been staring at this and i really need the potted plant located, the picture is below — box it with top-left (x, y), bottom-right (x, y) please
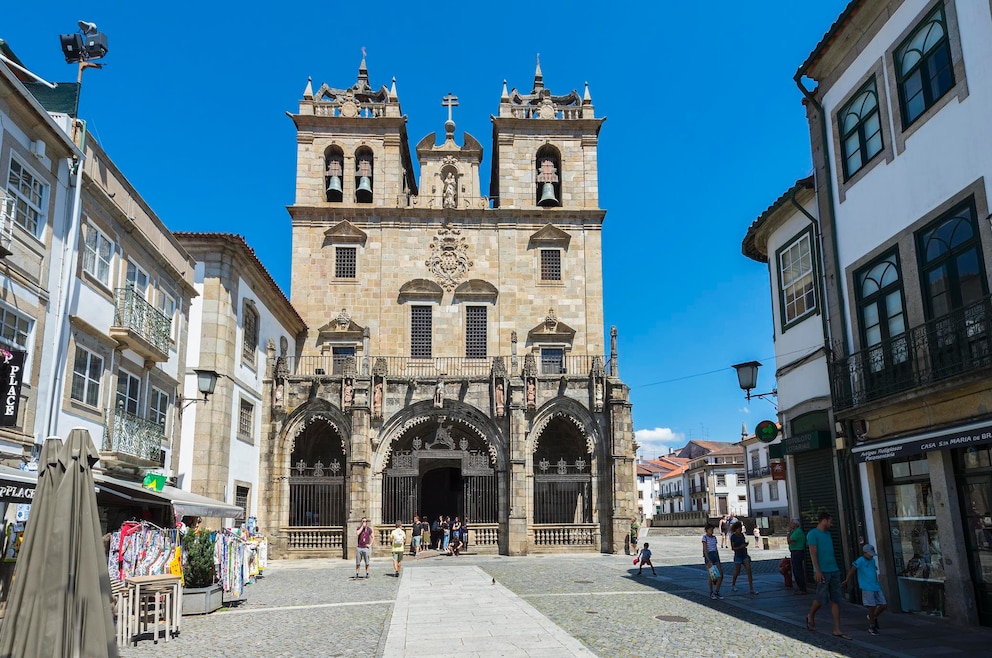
top-left (181, 528), bottom-right (223, 615)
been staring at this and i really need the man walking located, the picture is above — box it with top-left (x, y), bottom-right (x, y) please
top-left (355, 517), bottom-right (374, 579)
top-left (806, 511), bottom-right (850, 640)
top-left (390, 520), bottom-right (407, 577)
top-left (411, 515), bottom-right (422, 556)
top-left (787, 518), bottom-right (808, 594)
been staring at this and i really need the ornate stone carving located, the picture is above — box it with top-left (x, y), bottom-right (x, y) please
top-left (336, 308), bottom-right (351, 329)
top-left (544, 308), bottom-right (558, 331)
top-left (491, 356), bottom-right (507, 378)
top-left (425, 227), bottom-right (473, 290)
top-left (522, 353), bottom-right (537, 378)
top-left (373, 357), bottom-right (388, 377)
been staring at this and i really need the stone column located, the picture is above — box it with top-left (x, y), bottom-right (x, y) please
top-left (346, 382), bottom-right (371, 560)
top-left (507, 378), bottom-right (529, 556)
top-left (257, 340), bottom-right (278, 541)
top-left (928, 450), bottom-right (979, 625)
top-left (608, 380), bottom-right (635, 554)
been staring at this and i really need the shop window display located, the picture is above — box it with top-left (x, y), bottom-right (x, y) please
top-left (885, 456), bottom-right (944, 617)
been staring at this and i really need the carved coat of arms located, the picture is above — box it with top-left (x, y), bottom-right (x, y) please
top-left (426, 227), bottom-right (473, 290)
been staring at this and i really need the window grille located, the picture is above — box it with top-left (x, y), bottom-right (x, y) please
top-left (411, 305), bottom-right (432, 359)
top-left (335, 246), bottom-right (357, 278)
top-left (465, 306), bottom-right (487, 359)
top-left (540, 348), bottom-right (564, 374)
top-left (540, 249), bottom-right (561, 281)
top-left (235, 486), bottom-right (250, 518)
top-left (242, 302), bottom-right (259, 365)
top-left (238, 399), bottom-right (254, 438)
top-left (332, 346), bottom-right (355, 374)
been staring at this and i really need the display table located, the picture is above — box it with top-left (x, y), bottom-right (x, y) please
top-left (126, 574), bottom-right (182, 645)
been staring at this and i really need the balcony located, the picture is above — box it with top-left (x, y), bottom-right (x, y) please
top-left (282, 354), bottom-right (615, 379)
top-left (102, 406), bottom-right (166, 468)
top-left (748, 466), bottom-right (771, 479)
top-left (831, 295), bottom-right (992, 411)
top-left (109, 288), bottom-right (171, 363)
top-left (689, 483), bottom-right (707, 494)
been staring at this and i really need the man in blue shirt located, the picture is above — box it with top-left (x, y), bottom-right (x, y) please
top-left (805, 511), bottom-right (850, 639)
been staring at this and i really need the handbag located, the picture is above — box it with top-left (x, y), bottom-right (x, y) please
top-left (708, 565), bottom-right (721, 582)
top-left (633, 558), bottom-right (639, 565)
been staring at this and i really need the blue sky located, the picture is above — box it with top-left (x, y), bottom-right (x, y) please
top-left (3, 1), bottom-right (848, 458)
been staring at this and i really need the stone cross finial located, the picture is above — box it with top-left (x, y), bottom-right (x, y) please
top-left (442, 93), bottom-right (459, 123)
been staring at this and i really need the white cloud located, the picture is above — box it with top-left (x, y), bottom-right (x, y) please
top-left (635, 427), bottom-right (685, 460)
top-left (738, 407), bottom-right (751, 414)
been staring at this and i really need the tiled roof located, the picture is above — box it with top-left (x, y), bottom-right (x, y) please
top-left (795, 0), bottom-right (864, 80)
top-left (742, 177), bottom-right (814, 263)
top-left (174, 233), bottom-right (305, 330)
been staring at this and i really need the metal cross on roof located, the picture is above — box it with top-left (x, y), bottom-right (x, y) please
top-left (442, 92), bottom-right (459, 122)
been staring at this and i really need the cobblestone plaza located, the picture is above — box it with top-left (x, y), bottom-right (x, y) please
top-left (118, 535), bottom-right (992, 657)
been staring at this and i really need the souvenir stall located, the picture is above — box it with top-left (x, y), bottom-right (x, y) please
top-left (215, 520), bottom-right (268, 601)
top-left (0, 465), bottom-right (36, 612)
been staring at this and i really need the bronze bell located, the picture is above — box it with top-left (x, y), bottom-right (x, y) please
top-left (326, 175), bottom-right (343, 199)
top-left (355, 176), bottom-right (373, 203)
top-left (538, 182), bottom-right (559, 207)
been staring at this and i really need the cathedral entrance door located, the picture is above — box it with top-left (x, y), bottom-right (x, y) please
top-left (420, 462), bottom-right (463, 529)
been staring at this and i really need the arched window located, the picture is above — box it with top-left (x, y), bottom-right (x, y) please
top-left (355, 147), bottom-right (374, 204)
top-left (324, 146), bottom-right (344, 202)
top-left (535, 145), bottom-right (561, 207)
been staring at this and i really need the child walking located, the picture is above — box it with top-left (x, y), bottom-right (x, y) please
top-left (637, 542), bottom-right (656, 576)
top-left (730, 521), bottom-right (758, 594)
top-left (702, 523), bottom-right (725, 599)
top-left (843, 544), bottom-right (887, 635)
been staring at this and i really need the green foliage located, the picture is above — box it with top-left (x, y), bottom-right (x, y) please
top-left (182, 529), bottom-right (216, 588)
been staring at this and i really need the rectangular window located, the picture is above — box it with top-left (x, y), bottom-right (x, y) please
top-left (70, 346), bottom-right (103, 407)
top-left (540, 348), bottom-right (565, 374)
top-left (840, 79), bottom-right (883, 179)
top-left (149, 387), bottom-right (169, 427)
top-left (465, 306), bottom-right (487, 359)
top-left (768, 482), bottom-right (780, 501)
top-left (331, 346), bottom-right (355, 375)
top-left (716, 474), bottom-right (726, 486)
top-left (896, 3), bottom-right (954, 128)
top-left (750, 451), bottom-right (760, 470)
top-left (238, 399), bottom-right (254, 438)
top-left (779, 230), bottom-right (816, 325)
top-left (125, 261), bottom-right (149, 297)
top-left (235, 486), bottom-right (250, 518)
top-left (116, 370), bottom-right (141, 416)
top-left (6, 157), bottom-right (46, 236)
top-left (0, 306), bottom-right (32, 350)
top-left (242, 302), bottom-right (259, 366)
top-left (157, 291), bottom-right (177, 339)
top-left (335, 246), bottom-right (357, 278)
top-left (411, 305), bottom-right (432, 359)
top-left (540, 249), bottom-right (561, 281)
top-left (83, 224), bottom-right (113, 286)
top-left (752, 484), bottom-right (764, 503)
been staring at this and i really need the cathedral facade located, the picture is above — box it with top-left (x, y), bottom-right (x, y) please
top-left (256, 58), bottom-right (635, 557)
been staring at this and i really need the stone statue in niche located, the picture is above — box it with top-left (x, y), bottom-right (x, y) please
top-left (373, 381), bottom-right (383, 418)
top-left (595, 381), bottom-right (603, 405)
top-left (494, 381), bottom-right (505, 416)
top-left (275, 381), bottom-right (284, 405)
top-left (343, 378), bottom-right (354, 407)
top-left (434, 378), bottom-right (445, 408)
top-left (443, 172), bottom-right (456, 209)
top-left (526, 378), bottom-right (536, 408)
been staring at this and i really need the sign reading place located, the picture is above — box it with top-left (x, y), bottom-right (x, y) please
top-left (1, 349), bottom-right (27, 428)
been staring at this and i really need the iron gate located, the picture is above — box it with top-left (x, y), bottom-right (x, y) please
top-left (463, 474), bottom-right (497, 523)
top-left (383, 475), bottom-right (417, 524)
top-left (534, 457), bottom-right (592, 523)
top-left (289, 459), bottom-right (345, 527)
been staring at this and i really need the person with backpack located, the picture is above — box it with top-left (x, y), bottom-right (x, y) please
top-left (390, 520), bottom-right (406, 577)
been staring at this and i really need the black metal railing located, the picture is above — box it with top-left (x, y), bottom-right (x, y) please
top-left (748, 466), bottom-right (771, 479)
top-left (689, 482), bottom-right (706, 494)
top-left (831, 295), bottom-right (992, 410)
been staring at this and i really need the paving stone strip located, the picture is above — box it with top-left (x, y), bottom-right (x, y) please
top-left (383, 565), bottom-right (595, 657)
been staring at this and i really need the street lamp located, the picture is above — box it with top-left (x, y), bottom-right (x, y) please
top-left (731, 360), bottom-right (777, 403)
top-left (181, 369), bottom-right (222, 409)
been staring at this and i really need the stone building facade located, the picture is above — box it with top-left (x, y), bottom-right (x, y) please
top-left (257, 58), bottom-right (635, 557)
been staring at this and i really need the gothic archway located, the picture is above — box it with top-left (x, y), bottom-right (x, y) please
top-left (532, 415), bottom-right (592, 523)
top-left (288, 417), bottom-right (347, 528)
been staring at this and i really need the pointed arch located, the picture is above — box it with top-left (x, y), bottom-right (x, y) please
top-left (529, 396), bottom-right (601, 457)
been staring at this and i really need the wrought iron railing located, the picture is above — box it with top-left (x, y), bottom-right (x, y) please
top-left (532, 523), bottom-right (598, 547)
top-left (689, 483), bottom-right (707, 494)
top-left (103, 407), bottom-right (165, 462)
top-left (281, 354), bottom-right (613, 379)
top-left (748, 466), bottom-right (771, 479)
top-left (831, 295), bottom-right (992, 410)
top-left (286, 527), bottom-right (343, 551)
top-left (113, 287), bottom-right (171, 354)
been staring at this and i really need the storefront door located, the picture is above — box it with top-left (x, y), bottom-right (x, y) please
top-left (959, 475), bottom-right (992, 626)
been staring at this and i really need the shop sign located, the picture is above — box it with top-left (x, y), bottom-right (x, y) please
top-left (0, 484), bottom-right (34, 503)
top-left (1, 349), bottom-right (27, 428)
top-left (853, 422), bottom-right (992, 463)
top-left (755, 420), bottom-right (778, 443)
top-left (782, 430), bottom-right (832, 455)
top-left (770, 461), bottom-right (786, 480)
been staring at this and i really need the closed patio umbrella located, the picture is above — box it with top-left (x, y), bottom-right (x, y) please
top-left (0, 429), bottom-right (117, 657)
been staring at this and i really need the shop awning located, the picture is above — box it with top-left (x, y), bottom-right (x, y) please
top-left (0, 465), bottom-right (36, 503)
top-left (93, 474), bottom-right (244, 519)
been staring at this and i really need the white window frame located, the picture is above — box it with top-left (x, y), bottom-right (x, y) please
top-left (752, 483), bottom-right (764, 503)
top-left (82, 222), bottom-right (114, 287)
top-left (116, 369), bottom-right (142, 416)
top-left (6, 155), bottom-right (47, 238)
top-left (149, 386), bottom-right (169, 428)
top-left (157, 290), bottom-right (177, 340)
top-left (778, 229), bottom-right (816, 326)
top-left (0, 305), bottom-right (32, 351)
top-left (70, 345), bottom-right (103, 408)
top-left (238, 398), bottom-right (254, 439)
top-left (125, 261), bottom-right (150, 298)
top-left (768, 482), bottom-right (780, 501)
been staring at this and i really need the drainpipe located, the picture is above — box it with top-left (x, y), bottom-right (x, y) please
top-left (793, 74), bottom-right (865, 570)
top-left (44, 120), bottom-right (87, 439)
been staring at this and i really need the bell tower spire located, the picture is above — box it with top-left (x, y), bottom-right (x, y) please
top-left (532, 53), bottom-right (544, 94)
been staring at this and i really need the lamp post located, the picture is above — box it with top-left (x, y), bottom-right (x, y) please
top-left (60, 20), bottom-right (109, 84)
top-left (731, 360), bottom-right (777, 403)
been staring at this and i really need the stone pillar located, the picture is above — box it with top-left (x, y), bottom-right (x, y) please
top-left (608, 379), bottom-right (635, 554)
top-left (257, 340), bottom-right (278, 541)
top-left (928, 450), bottom-right (979, 625)
top-left (507, 378), bottom-right (529, 556)
top-left (346, 382), bottom-right (371, 560)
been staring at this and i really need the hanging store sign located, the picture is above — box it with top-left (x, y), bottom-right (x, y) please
top-left (770, 461), bottom-right (786, 480)
top-left (1, 349), bottom-right (27, 428)
top-left (755, 420), bottom-right (779, 443)
top-left (782, 430), bottom-right (832, 455)
top-left (852, 421), bottom-right (992, 463)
